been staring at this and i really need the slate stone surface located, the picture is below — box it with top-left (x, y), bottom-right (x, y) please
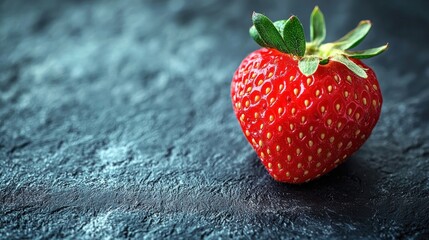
top-left (1, 0), bottom-right (429, 239)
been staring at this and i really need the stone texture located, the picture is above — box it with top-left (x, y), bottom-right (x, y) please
top-left (1, 0), bottom-right (428, 239)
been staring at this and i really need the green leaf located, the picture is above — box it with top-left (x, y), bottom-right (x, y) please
top-left (252, 12), bottom-right (289, 53)
top-left (310, 6), bottom-right (326, 46)
top-left (331, 54), bottom-right (367, 78)
top-left (298, 55), bottom-right (320, 76)
top-left (249, 25), bottom-right (268, 47)
top-left (273, 20), bottom-right (288, 38)
top-left (283, 16), bottom-right (306, 56)
top-left (250, 20), bottom-right (289, 47)
top-left (333, 20), bottom-right (372, 50)
top-left (345, 44), bottom-right (389, 59)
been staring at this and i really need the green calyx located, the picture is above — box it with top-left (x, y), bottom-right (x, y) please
top-left (249, 7), bottom-right (388, 78)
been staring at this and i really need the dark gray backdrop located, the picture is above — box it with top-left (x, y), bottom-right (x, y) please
top-left (1, 0), bottom-right (428, 239)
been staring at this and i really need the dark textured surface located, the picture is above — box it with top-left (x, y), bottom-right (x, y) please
top-left (1, 0), bottom-right (429, 239)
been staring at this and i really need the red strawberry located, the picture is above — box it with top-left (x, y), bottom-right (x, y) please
top-left (231, 7), bottom-right (388, 183)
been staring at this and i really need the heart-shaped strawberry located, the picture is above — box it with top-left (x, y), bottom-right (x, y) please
top-left (231, 7), bottom-right (388, 183)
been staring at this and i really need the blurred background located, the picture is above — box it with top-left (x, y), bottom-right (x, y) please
top-left (1, 0), bottom-right (428, 239)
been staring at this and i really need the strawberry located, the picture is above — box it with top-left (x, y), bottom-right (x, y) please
top-left (231, 7), bottom-right (388, 183)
